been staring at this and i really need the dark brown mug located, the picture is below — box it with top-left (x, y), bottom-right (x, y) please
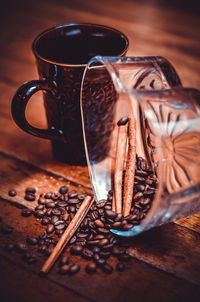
top-left (11, 23), bottom-right (129, 165)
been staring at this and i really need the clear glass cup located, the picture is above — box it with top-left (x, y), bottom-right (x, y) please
top-left (80, 56), bottom-right (200, 237)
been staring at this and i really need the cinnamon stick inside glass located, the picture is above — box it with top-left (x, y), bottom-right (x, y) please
top-left (40, 195), bottom-right (94, 275)
top-left (114, 122), bottom-right (128, 214)
top-left (123, 117), bottom-right (136, 217)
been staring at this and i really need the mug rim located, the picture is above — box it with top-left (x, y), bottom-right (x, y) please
top-left (32, 23), bottom-right (129, 67)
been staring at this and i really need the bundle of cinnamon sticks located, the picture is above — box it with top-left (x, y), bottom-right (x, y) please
top-left (113, 116), bottom-right (136, 217)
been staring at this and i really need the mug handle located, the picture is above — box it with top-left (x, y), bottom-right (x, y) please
top-left (11, 80), bottom-right (64, 141)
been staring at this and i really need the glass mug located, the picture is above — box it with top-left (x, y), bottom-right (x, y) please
top-left (81, 55), bottom-right (200, 237)
top-left (11, 23), bottom-right (129, 165)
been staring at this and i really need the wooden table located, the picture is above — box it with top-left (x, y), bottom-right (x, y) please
top-left (0, 0), bottom-right (200, 301)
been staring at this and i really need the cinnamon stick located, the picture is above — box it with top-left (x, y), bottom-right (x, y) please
top-left (123, 117), bottom-right (136, 217)
top-left (40, 195), bottom-right (94, 275)
top-left (114, 118), bottom-right (128, 214)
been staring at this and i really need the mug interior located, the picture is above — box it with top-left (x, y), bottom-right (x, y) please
top-left (33, 23), bottom-right (129, 65)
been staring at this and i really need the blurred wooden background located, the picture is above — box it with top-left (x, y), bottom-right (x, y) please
top-left (0, 0), bottom-right (200, 301)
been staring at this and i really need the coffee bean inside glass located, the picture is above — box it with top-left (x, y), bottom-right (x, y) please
top-left (11, 23), bottom-right (129, 165)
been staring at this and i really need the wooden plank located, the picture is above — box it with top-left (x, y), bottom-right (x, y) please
top-left (175, 215), bottom-right (200, 233)
top-left (0, 257), bottom-right (89, 302)
top-left (0, 151), bottom-right (92, 210)
top-left (127, 222), bottom-right (200, 286)
top-left (1, 200), bottom-right (200, 302)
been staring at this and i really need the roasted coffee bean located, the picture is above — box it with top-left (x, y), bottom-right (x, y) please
top-left (112, 246), bottom-right (126, 256)
top-left (54, 223), bottom-right (65, 230)
top-left (51, 193), bottom-right (59, 201)
top-left (104, 205), bottom-right (112, 210)
top-left (111, 221), bottom-right (122, 229)
top-left (25, 193), bottom-right (35, 201)
top-left (8, 189), bottom-right (17, 197)
top-left (144, 190), bottom-right (155, 196)
top-left (102, 263), bottom-right (113, 274)
top-left (5, 243), bottom-right (15, 251)
top-left (45, 246), bottom-right (54, 256)
top-left (110, 237), bottom-right (117, 245)
top-left (102, 244), bottom-right (113, 251)
top-left (26, 237), bottom-right (38, 245)
top-left (62, 211), bottom-right (69, 221)
top-left (98, 238), bottom-right (109, 246)
top-left (94, 219), bottom-right (104, 227)
top-left (1, 224), bottom-right (13, 234)
top-left (68, 190), bottom-right (78, 198)
top-left (96, 258), bottom-right (106, 267)
top-left (52, 209), bottom-right (61, 216)
top-left (117, 116), bottom-right (128, 126)
top-left (38, 197), bottom-right (46, 205)
top-left (87, 240), bottom-right (100, 245)
top-left (45, 192), bottom-right (52, 199)
top-left (134, 176), bottom-right (145, 182)
top-left (90, 210), bottom-right (99, 221)
top-left (51, 216), bottom-right (59, 224)
top-left (34, 210), bottom-right (45, 218)
top-left (82, 248), bottom-right (94, 259)
top-left (133, 192), bottom-right (143, 201)
top-left (59, 186), bottom-right (68, 195)
top-left (21, 208), bottom-right (32, 217)
top-left (93, 253), bottom-right (100, 262)
top-left (76, 237), bottom-right (87, 246)
top-left (71, 245), bottom-right (83, 255)
top-left (25, 187), bottom-right (36, 194)
top-left (69, 263), bottom-right (80, 274)
top-left (142, 197), bottom-right (151, 205)
top-left (116, 262), bottom-right (125, 272)
top-left (92, 246), bottom-right (101, 253)
top-left (69, 206), bottom-right (76, 213)
top-left (97, 228), bottom-right (110, 234)
top-left (105, 210), bottom-right (117, 219)
top-left (69, 235), bottom-right (77, 245)
top-left (59, 255), bottom-right (70, 266)
top-left (38, 245), bottom-right (47, 253)
top-left (15, 243), bottom-right (28, 253)
top-left (124, 214), bottom-right (137, 222)
top-left (45, 202), bottom-right (56, 208)
top-left (135, 169), bottom-right (148, 177)
top-left (57, 201), bottom-right (68, 207)
top-left (114, 213), bottom-right (123, 222)
top-left (77, 232), bottom-right (88, 238)
top-left (38, 239), bottom-right (45, 246)
top-left (94, 234), bottom-right (105, 240)
top-left (118, 253), bottom-right (131, 262)
top-left (45, 208), bottom-right (52, 217)
top-left (68, 198), bottom-right (79, 205)
top-left (122, 223), bottom-right (134, 231)
top-left (35, 204), bottom-right (45, 211)
top-left (78, 194), bottom-right (87, 200)
top-left (46, 224), bottom-right (54, 234)
top-left (99, 251), bottom-right (111, 259)
top-left (87, 233), bottom-right (93, 241)
top-left (136, 184), bottom-right (145, 192)
top-left (96, 199), bottom-right (107, 208)
top-left (86, 262), bottom-right (96, 273)
top-left (59, 265), bottom-right (70, 274)
top-left (54, 220), bottom-right (65, 226)
top-left (55, 229), bottom-right (64, 236)
top-left (38, 231), bottom-right (47, 240)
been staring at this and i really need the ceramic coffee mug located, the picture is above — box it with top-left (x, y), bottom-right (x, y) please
top-left (11, 23), bottom-right (129, 165)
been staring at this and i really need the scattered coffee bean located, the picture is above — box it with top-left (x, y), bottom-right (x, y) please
top-left (25, 187), bottom-right (36, 194)
top-left (21, 208), bottom-right (32, 217)
top-left (34, 210), bottom-right (45, 218)
top-left (46, 224), bottom-right (54, 234)
top-left (59, 265), bottom-right (70, 274)
top-left (118, 253), bottom-right (131, 262)
top-left (71, 245), bottom-right (83, 255)
top-left (26, 237), bottom-right (38, 245)
top-left (59, 255), bottom-right (70, 266)
top-left (25, 193), bottom-right (35, 201)
top-left (82, 248), bottom-right (94, 259)
top-left (116, 262), bottom-right (125, 272)
top-left (117, 116), bottom-right (129, 126)
top-left (45, 202), bottom-right (56, 208)
top-left (86, 262), bottom-right (96, 273)
top-left (69, 263), bottom-right (80, 274)
top-left (59, 186), bottom-right (68, 195)
top-left (102, 263), bottom-right (113, 274)
top-left (15, 243), bottom-right (28, 253)
top-left (8, 189), bottom-right (17, 197)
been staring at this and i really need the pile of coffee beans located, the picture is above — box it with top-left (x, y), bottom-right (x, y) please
top-left (4, 156), bottom-right (157, 275)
